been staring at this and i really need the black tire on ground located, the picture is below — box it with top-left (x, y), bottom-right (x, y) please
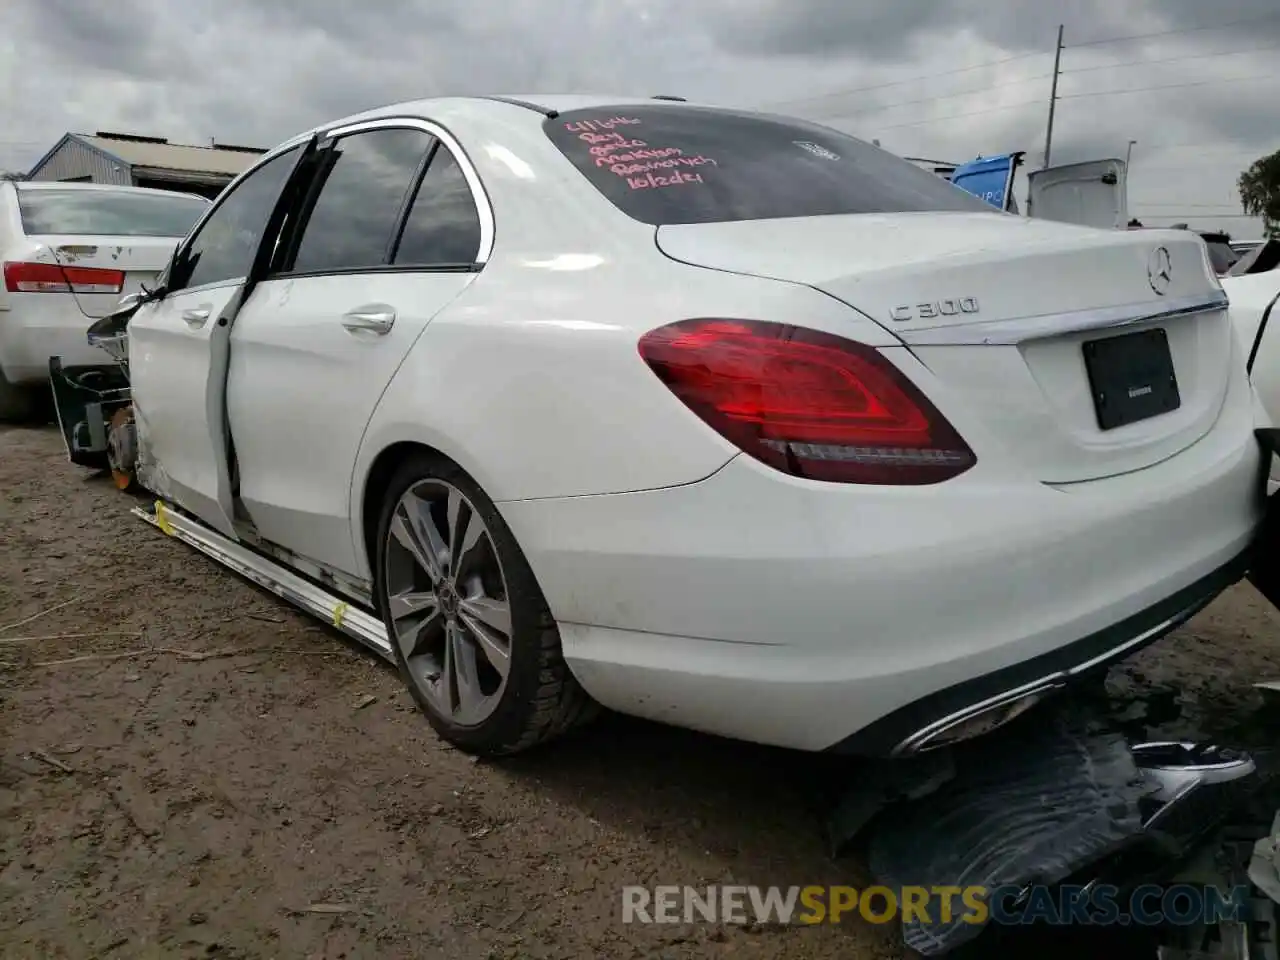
top-left (373, 451), bottom-right (598, 755)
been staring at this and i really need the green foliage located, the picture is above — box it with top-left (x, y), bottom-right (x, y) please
top-left (1239, 149), bottom-right (1280, 237)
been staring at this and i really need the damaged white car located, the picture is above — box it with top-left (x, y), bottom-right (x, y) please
top-left (49, 95), bottom-right (1278, 758)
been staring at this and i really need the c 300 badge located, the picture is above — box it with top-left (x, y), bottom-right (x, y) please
top-left (890, 297), bottom-right (980, 322)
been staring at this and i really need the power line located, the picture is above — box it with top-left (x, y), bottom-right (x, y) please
top-left (868, 99), bottom-right (1046, 132)
top-left (858, 68), bottom-right (1276, 132)
top-left (1135, 138), bottom-right (1278, 152)
top-left (1136, 165), bottom-right (1264, 174)
top-left (760, 49), bottom-right (1051, 109)
top-left (1061, 41), bottom-right (1280, 74)
top-left (1067, 12), bottom-right (1280, 49)
top-left (820, 54), bottom-right (1279, 122)
top-left (765, 13), bottom-right (1280, 113)
top-left (822, 72), bottom-right (1055, 118)
top-left (1057, 70), bottom-right (1280, 100)
top-left (1135, 157), bottom-right (1265, 170)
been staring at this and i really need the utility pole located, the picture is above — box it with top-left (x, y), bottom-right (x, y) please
top-left (1043, 24), bottom-right (1064, 168)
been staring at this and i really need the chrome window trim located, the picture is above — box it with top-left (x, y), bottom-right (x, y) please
top-left (323, 115), bottom-right (495, 266)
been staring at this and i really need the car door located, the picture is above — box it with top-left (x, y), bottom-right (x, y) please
top-left (226, 118), bottom-right (489, 575)
top-left (129, 144), bottom-right (309, 537)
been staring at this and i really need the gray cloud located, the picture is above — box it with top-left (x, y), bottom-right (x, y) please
top-left (696, 0), bottom-right (1280, 61)
top-left (2, 0), bottom-right (1275, 237)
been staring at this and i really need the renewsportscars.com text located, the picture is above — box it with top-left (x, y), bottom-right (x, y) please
top-left (621, 883), bottom-right (1252, 927)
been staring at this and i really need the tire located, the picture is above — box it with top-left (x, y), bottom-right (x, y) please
top-left (0, 369), bottom-right (37, 423)
top-left (373, 451), bottom-right (597, 755)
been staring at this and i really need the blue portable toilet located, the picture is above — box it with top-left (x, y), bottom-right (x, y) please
top-left (948, 152), bottom-right (1024, 212)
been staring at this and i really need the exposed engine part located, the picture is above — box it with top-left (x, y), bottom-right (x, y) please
top-left (70, 401), bottom-right (109, 456)
top-left (107, 405), bottom-right (137, 491)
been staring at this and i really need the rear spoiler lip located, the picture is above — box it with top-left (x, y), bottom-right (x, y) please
top-left (896, 290), bottom-right (1229, 347)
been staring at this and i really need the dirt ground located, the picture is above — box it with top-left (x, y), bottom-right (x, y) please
top-left (4, 424), bottom-right (1280, 960)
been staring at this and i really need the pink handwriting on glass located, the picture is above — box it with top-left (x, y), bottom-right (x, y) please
top-left (579, 131), bottom-right (649, 160)
top-left (563, 117), bottom-right (643, 133)
top-left (626, 170), bottom-right (707, 189)
top-left (567, 117), bottom-right (719, 190)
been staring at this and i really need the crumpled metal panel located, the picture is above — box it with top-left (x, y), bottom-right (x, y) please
top-left (867, 711), bottom-right (1151, 956)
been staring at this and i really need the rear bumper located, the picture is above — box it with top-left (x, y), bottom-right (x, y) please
top-left (831, 544), bottom-right (1252, 755)
top-left (0, 297), bottom-right (102, 384)
top-left (499, 365), bottom-right (1264, 753)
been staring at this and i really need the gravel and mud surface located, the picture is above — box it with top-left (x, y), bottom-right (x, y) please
top-left (4, 423), bottom-right (1280, 959)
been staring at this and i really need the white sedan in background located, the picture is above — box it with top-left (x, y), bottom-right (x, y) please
top-left (0, 181), bottom-right (209, 420)
top-left (54, 95), bottom-right (1270, 758)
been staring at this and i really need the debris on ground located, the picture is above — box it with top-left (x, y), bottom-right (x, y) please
top-left (28, 748), bottom-right (73, 774)
top-left (861, 709), bottom-right (1152, 955)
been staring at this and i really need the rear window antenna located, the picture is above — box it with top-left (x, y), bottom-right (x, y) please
top-left (651, 95), bottom-right (687, 102)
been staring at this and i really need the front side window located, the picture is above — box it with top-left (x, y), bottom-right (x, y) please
top-left (17, 189), bottom-right (209, 237)
top-left (179, 145), bottom-right (302, 290)
top-left (392, 145), bottom-right (483, 265)
top-left (289, 128), bottom-right (434, 274)
top-left (544, 105), bottom-right (993, 226)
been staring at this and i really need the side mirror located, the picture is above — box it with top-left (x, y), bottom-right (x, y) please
top-left (87, 292), bottom-right (151, 350)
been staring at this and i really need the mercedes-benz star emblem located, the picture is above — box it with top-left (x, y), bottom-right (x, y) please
top-left (1147, 246), bottom-right (1173, 296)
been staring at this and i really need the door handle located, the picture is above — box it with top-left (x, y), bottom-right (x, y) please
top-left (341, 306), bottom-right (396, 335)
top-left (181, 305), bottom-right (211, 328)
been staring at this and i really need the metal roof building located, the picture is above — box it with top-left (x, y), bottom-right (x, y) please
top-left (27, 132), bottom-right (266, 200)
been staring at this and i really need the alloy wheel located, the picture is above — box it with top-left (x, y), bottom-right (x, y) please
top-left (383, 479), bottom-right (513, 726)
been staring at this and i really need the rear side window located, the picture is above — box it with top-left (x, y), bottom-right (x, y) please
top-left (289, 128), bottom-right (434, 274)
top-left (17, 189), bottom-right (209, 237)
top-left (544, 105), bottom-right (992, 226)
top-left (392, 146), bottom-right (483, 265)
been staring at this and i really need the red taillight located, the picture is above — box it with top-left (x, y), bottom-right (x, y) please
top-left (637, 318), bottom-right (976, 485)
top-left (3, 261), bottom-right (124, 295)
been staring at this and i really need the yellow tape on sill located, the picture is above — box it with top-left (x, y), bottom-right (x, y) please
top-left (154, 500), bottom-right (175, 536)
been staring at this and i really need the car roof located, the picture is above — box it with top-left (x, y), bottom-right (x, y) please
top-left (297, 94), bottom-right (720, 141)
top-left (253, 94), bottom-right (772, 164)
top-left (13, 181), bottom-right (210, 203)
top-left (355, 93), bottom-right (696, 120)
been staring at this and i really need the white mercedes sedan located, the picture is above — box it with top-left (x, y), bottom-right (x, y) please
top-left (51, 95), bottom-right (1270, 758)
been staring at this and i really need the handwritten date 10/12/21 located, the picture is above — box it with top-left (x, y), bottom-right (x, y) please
top-left (565, 116), bottom-right (718, 191)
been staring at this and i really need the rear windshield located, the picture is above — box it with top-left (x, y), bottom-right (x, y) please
top-left (1203, 240), bottom-right (1239, 275)
top-left (544, 104), bottom-right (993, 226)
top-left (17, 188), bottom-right (210, 237)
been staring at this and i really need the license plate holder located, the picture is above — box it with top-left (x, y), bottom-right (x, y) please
top-left (1082, 327), bottom-right (1180, 431)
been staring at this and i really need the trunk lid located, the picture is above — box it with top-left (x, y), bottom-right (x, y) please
top-left (35, 235), bottom-right (179, 318)
top-left (655, 212), bottom-right (1231, 484)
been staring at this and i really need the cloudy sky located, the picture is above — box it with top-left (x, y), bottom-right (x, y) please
top-left (3, 0), bottom-right (1277, 238)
